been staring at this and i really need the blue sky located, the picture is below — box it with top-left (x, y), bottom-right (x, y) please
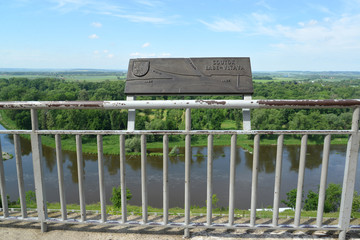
top-left (1, 0), bottom-right (360, 71)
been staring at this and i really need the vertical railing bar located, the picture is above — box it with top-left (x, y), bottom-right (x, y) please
top-left (316, 134), bottom-right (331, 227)
top-left (339, 107), bottom-right (360, 240)
top-left (14, 134), bottom-right (27, 218)
top-left (76, 134), bottom-right (86, 222)
top-left (250, 134), bottom-right (260, 227)
top-left (30, 109), bottom-right (47, 232)
top-left (126, 96), bottom-right (136, 131)
top-left (272, 134), bottom-right (284, 227)
top-left (97, 135), bottom-right (106, 223)
top-left (184, 108), bottom-right (191, 238)
top-left (0, 137), bottom-right (9, 217)
top-left (55, 134), bottom-right (67, 221)
top-left (141, 134), bottom-right (148, 223)
top-left (120, 135), bottom-right (127, 223)
top-left (228, 134), bottom-right (237, 226)
top-left (294, 134), bottom-right (308, 227)
top-left (206, 134), bottom-right (213, 226)
top-left (163, 134), bottom-right (169, 225)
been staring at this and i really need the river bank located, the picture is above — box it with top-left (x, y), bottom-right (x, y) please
top-left (6, 201), bottom-right (358, 219)
top-left (0, 110), bottom-right (349, 156)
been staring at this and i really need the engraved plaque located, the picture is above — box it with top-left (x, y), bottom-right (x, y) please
top-left (125, 57), bottom-right (253, 95)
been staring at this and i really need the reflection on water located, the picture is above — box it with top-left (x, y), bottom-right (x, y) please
top-left (1, 126), bottom-right (359, 209)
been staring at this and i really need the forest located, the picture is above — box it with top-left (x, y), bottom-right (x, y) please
top-left (0, 77), bottom-right (360, 150)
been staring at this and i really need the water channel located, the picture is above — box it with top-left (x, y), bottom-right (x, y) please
top-left (1, 124), bottom-right (360, 210)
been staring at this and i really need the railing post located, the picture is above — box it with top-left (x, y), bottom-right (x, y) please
top-left (0, 137), bottom-right (9, 218)
top-left (316, 134), bottom-right (331, 227)
top-left (242, 94), bottom-right (252, 131)
top-left (206, 134), bottom-right (213, 226)
top-left (141, 134), bottom-right (148, 223)
top-left (120, 135), bottom-right (127, 223)
top-left (228, 134), bottom-right (237, 226)
top-left (127, 96), bottom-right (136, 131)
top-left (250, 134), bottom-right (260, 227)
top-left (76, 135), bottom-right (86, 222)
top-left (163, 134), bottom-right (169, 225)
top-left (184, 108), bottom-right (191, 238)
top-left (339, 107), bottom-right (360, 240)
top-left (272, 134), bottom-right (284, 227)
top-left (14, 134), bottom-right (27, 218)
top-left (97, 135), bottom-right (106, 223)
top-left (55, 134), bottom-right (67, 221)
top-left (294, 134), bottom-right (307, 227)
top-left (30, 109), bottom-right (48, 232)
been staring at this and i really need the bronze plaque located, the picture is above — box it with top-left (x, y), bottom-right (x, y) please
top-left (125, 57), bottom-right (253, 95)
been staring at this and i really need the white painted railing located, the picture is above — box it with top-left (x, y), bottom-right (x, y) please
top-left (0, 99), bottom-right (359, 239)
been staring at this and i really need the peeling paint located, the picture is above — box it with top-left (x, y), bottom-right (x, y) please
top-left (195, 100), bottom-right (227, 105)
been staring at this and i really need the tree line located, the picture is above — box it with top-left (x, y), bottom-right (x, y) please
top-left (0, 78), bottom-right (360, 138)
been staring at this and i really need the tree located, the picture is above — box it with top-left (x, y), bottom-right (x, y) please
top-left (304, 190), bottom-right (318, 211)
top-left (324, 183), bottom-right (342, 212)
top-left (282, 183), bottom-right (344, 213)
top-left (352, 192), bottom-right (360, 212)
top-left (281, 189), bottom-right (300, 209)
top-left (25, 190), bottom-right (36, 205)
top-left (110, 186), bottom-right (132, 209)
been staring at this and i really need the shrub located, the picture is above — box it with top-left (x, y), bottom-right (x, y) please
top-left (304, 190), bottom-right (318, 211)
top-left (110, 186), bottom-right (132, 209)
top-left (281, 189), bottom-right (300, 209)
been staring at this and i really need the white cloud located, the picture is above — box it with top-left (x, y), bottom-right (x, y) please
top-left (308, 3), bottom-right (333, 14)
top-left (130, 52), bottom-right (170, 58)
top-left (135, 0), bottom-right (161, 7)
top-left (130, 52), bottom-right (141, 57)
top-left (107, 54), bottom-right (114, 58)
top-left (51, 0), bottom-right (173, 24)
top-left (103, 50), bottom-right (109, 53)
top-left (88, 33), bottom-right (99, 39)
top-left (160, 53), bottom-right (171, 57)
top-left (199, 18), bottom-right (244, 32)
top-left (252, 13), bottom-right (273, 24)
top-left (107, 13), bottom-right (167, 24)
top-left (93, 50), bottom-right (99, 54)
top-left (91, 22), bottom-right (102, 28)
top-left (255, 0), bottom-right (274, 10)
top-left (142, 42), bottom-right (150, 48)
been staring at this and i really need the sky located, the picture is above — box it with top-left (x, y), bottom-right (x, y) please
top-left (1, 0), bottom-right (360, 71)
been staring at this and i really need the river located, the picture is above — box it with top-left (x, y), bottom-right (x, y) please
top-left (1, 124), bottom-right (360, 209)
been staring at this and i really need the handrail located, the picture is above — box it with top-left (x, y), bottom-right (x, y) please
top-left (1, 99), bottom-right (360, 109)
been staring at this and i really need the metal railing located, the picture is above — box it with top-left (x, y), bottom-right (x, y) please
top-left (0, 99), bottom-right (359, 239)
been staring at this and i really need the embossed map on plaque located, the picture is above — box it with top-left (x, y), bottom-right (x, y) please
top-left (125, 57), bottom-right (253, 95)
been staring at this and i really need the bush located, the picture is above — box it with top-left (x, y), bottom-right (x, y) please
top-left (110, 186), bottom-right (132, 209)
top-left (25, 190), bottom-right (36, 205)
top-left (304, 190), bottom-right (318, 211)
top-left (281, 189), bottom-right (300, 209)
top-left (352, 192), bottom-right (360, 212)
top-left (282, 183), bottom-right (346, 213)
top-left (324, 183), bottom-right (341, 212)
top-left (125, 136), bottom-right (141, 153)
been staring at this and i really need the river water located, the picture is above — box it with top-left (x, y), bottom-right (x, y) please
top-left (1, 124), bottom-right (360, 209)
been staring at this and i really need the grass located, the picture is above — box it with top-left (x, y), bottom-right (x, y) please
top-left (0, 111), bottom-right (349, 156)
top-left (7, 201), bottom-right (360, 219)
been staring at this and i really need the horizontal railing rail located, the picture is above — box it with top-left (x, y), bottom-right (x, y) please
top-left (0, 99), bottom-right (359, 240)
top-left (1, 99), bottom-right (360, 109)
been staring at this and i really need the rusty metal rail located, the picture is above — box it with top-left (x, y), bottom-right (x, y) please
top-left (0, 99), bottom-right (360, 109)
top-left (0, 99), bottom-right (359, 240)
